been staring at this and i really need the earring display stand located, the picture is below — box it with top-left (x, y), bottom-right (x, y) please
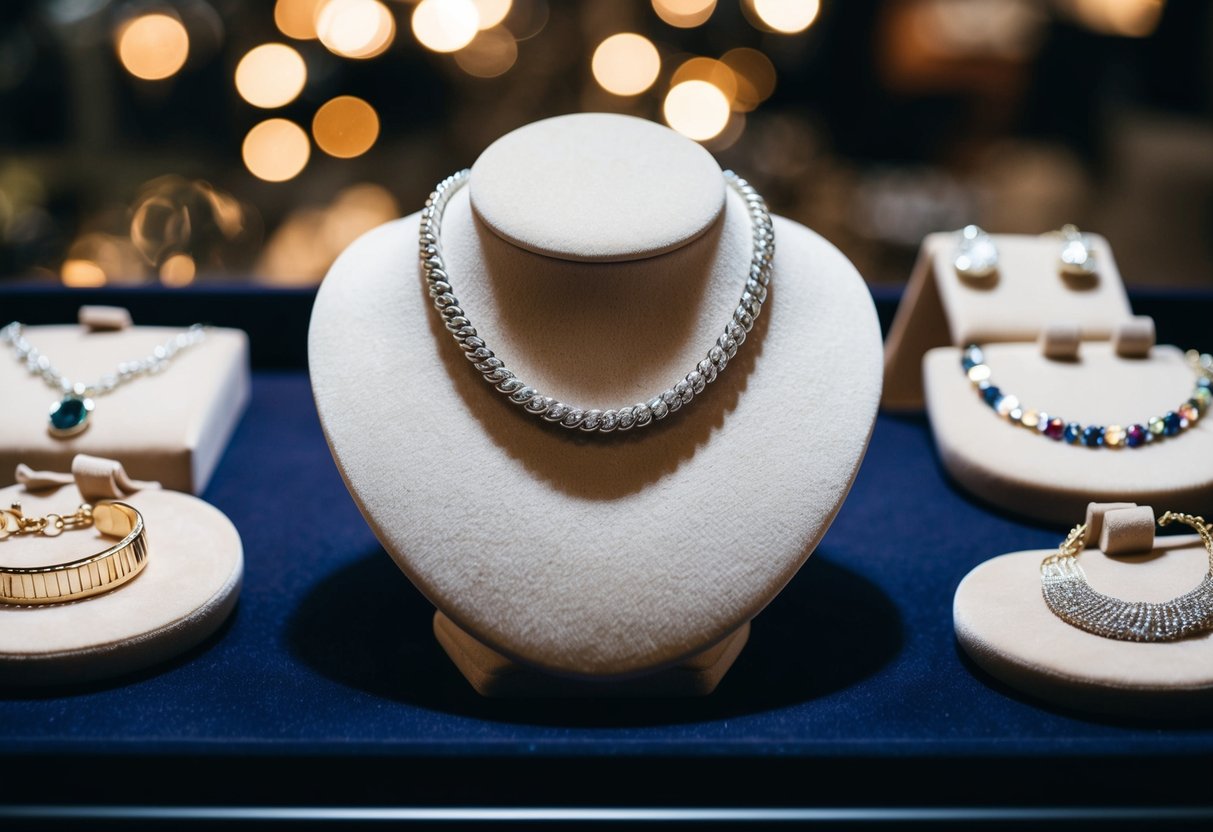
top-left (955, 503), bottom-right (1213, 717)
top-left (884, 231), bottom-right (1210, 524)
top-left (309, 113), bottom-right (883, 695)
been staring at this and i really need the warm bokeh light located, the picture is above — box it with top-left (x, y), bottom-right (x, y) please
top-left (317, 0), bottom-right (397, 59)
top-left (243, 119), bottom-right (311, 182)
top-left (274, 0), bottom-right (324, 40)
top-left (721, 47), bottom-right (776, 111)
top-left (671, 57), bottom-right (738, 105)
top-left (663, 79), bottom-right (730, 141)
top-left (1067, 0), bottom-right (1165, 37)
top-left (159, 253), bottom-right (197, 287)
top-left (750, 0), bottom-right (820, 34)
top-left (591, 33), bottom-right (661, 96)
top-left (411, 0), bottom-right (480, 53)
top-left (472, 0), bottom-right (512, 30)
top-left (453, 27), bottom-right (518, 77)
top-left (235, 44), bottom-right (307, 109)
top-left (312, 96), bottom-right (380, 158)
top-left (652, 0), bottom-right (716, 28)
top-left (61, 259), bottom-right (107, 288)
top-left (116, 13), bottom-right (190, 81)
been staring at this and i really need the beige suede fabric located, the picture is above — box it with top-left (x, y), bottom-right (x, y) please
top-left (0, 325), bottom-right (250, 494)
top-left (954, 538), bottom-right (1213, 716)
top-left (0, 482), bottom-right (243, 686)
top-left (923, 342), bottom-right (1213, 525)
top-left (309, 117), bottom-right (883, 678)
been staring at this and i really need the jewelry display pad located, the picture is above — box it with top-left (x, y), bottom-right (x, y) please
top-left (954, 536), bottom-right (1213, 717)
top-left (883, 231), bottom-right (1134, 409)
top-left (310, 113), bottom-right (883, 688)
top-left (0, 324), bottom-right (250, 494)
top-left (923, 342), bottom-right (1213, 524)
top-left (0, 482), bottom-right (243, 687)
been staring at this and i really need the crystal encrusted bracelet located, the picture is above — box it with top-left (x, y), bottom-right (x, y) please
top-left (961, 344), bottom-right (1212, 448)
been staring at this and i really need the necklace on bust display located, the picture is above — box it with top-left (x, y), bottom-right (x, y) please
top-left (0, 322), bottom-right (208, 438)
top-left (1042, 511), bottom-right (1213, 642)
top-left (960, 344), bottom-right (1212, 448)
top-left (418, 168), bottom-right (774, 433)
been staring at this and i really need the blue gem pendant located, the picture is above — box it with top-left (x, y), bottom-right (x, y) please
top-left (48, 395), bottom-right (94, 438)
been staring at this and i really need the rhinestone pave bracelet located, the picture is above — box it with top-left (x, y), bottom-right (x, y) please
top-left (961, 344), bottom-right (1212, 448)
top-left (418, 169), bottom-right (774, 434)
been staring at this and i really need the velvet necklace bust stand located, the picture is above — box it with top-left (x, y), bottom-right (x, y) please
top-left (308, 114), bottom-right (883, 695)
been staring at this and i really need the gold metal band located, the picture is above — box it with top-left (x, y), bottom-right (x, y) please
top-left (0, 502), bottom-right (148, 605)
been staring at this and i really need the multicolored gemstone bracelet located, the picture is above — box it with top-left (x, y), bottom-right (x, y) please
top-left (961, 344), bottom-right (1212, 448)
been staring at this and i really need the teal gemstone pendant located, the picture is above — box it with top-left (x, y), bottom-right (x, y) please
top-left (48, 395), bottom-right (94, 438)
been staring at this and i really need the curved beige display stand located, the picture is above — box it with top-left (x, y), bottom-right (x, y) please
top-left (309, 113), bottom-right (883, 686)
top-left (0, 483), bottom-right (243, 686)
top-left (924, 341), bottom-right (1213, 525)
top-left (955, 533), bottom-right (1213, 716)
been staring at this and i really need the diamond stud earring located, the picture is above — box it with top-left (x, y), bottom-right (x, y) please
top-left (1056, 224), bottom-right (1097, 277)
top-left (953, 225), bottom-right (998, 279)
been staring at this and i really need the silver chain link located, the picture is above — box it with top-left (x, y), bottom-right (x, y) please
top-left (419, 168), bottom-right (774, 434)
top-left (0, 322), bottom-right (208, 399)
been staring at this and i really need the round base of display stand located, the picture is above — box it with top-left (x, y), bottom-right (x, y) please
top-left (434, 612), bottom-right (750, 697)
top-left (954, 539), bottom-right (1213, 718)
top-left (0, 483), bottom-right (242, 687)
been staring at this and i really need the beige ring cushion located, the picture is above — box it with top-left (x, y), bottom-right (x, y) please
top-left (309, 114), bottom-right (883, 678)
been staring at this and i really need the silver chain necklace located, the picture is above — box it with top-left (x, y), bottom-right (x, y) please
top-left (419, 169), bottom-right (774, 433)
top-left (0, 322), bottom-right (208, 438)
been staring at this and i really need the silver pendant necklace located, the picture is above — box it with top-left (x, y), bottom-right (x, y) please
top-left (1, 322), bottom-right (208, 438)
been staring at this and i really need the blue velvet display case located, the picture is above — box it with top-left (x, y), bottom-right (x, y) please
top-left (1, 285), bottom-right (1211, 826)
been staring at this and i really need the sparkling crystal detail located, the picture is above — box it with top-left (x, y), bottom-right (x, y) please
top-left (954, 225), bottom-right (998, 278)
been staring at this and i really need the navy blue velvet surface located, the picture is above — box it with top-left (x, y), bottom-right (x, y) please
top-left (3, 372), bottom-right (1212, 763)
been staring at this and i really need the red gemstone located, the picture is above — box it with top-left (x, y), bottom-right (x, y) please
top-left (1044, 417), bottom-right (1065, 440)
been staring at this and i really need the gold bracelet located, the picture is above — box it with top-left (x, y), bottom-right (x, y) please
top-left (0, 502), bottom-right (148, 605)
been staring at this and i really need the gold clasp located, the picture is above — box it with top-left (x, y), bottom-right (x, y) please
top-left (0, 502), bottom-right (94, 539)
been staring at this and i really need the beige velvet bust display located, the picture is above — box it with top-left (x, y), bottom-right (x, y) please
top-left (309, 114), bottom-right (883, 681)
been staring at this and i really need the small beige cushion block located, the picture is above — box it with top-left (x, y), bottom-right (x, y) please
top-left (1114, 315), bottom-right (1157, 358)
top-left (1099, 506), bottom-right (1156, 556)
top-left (0, 324), bottom-right (250, 494)
top-left (1039, 322), bottom-right (1081, 361)
top-left (923, 342), bottom-right (1213, 524)
top-left (0, 482), bottom-right (243, 686)
top-left (955, 540), bottom-right (1213, 716)
top-left (1083, 501), bottom-right (1137, 544)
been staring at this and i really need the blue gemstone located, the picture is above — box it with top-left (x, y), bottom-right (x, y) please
top-left (1163, 411), bottom-right (1182, 436)
top-left (1199, 377), bottom-right (1211, 390)
top-left (1081, 425), bottom-right (1105, 447)
top-left (1064, 423), bottom-right (1082, 444)
top-left (961, 345), bottom-right (983, 371)
top-left (982, 385), bottom-right (1001, 406)
top-left (49, 396), bottom-right (89, 434)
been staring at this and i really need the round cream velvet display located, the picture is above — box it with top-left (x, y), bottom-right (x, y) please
top-left (469, 114), bottom-right (726, 262)
top-left (0, 483), bottom-right (243, 686)
top-left (955, 539), bottom-right (1213, 716)
top-left (924, 342), bottom-right (1213, 525)
top-left (309, 115), bottom-right (883, 678)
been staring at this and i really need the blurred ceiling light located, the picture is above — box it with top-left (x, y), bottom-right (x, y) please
top-left (312, 96), bottom-right (380, 158)
top-left (707, 110), bottom-right (746, 151)
top-left (243, 119), bottom-right (311, 181)
top-left (235, 43), bottom-right (308, 108)
top-left (503, 0), bottom-right (548, 40)
top-left (749, 0), bottom-right (820, 34)
top-left (411, 0), bottom-right (480, 53)
top-left (160, 253), bottom-right (197, 287)
top-left (61, 259), bottom-right (107, 288)
top-left (592, 33), bottom-right (660, 96)
top-left (317, 0), bottom-right (397, 59)
top-left (453, 27), bottom-right (518, 77)
top-left (472, 0), bottom-right (512, 29)
top-left (720, 47), bottom-right (776, 111)
top-left (274, 0), bottom-right (324, 40)
top-left (663, 79), bottom-right (730, 141)
top-left (652, 0), bottom-right (716, 28)
top-left (671, 57), bottom-right (738, 105)
top-left (116, 13), bottom-right (190, 81)
top-left (1063, 0), bottom-right (1164, 37)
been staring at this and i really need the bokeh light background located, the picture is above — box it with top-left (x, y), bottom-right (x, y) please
top-left (0, 0), bottom-right (1209, 288)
